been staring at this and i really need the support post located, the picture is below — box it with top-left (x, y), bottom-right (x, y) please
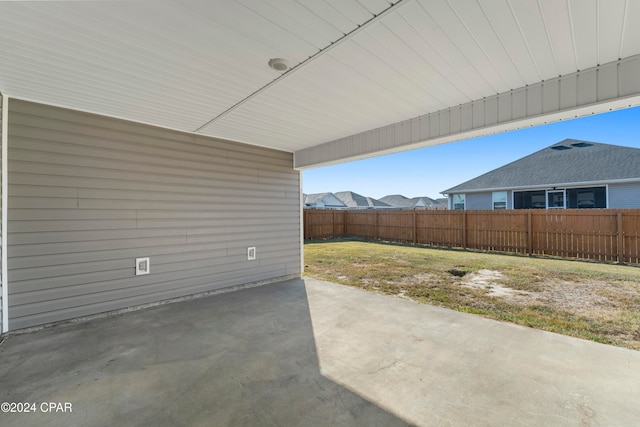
top-left (1, 95), bottom-right (8, 333)
top-left (304, 210), bottom-right (308, 240)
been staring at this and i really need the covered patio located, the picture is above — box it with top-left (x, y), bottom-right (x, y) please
top-left (2, 2), bottom-right (640, 425)
top-left (2, 277), bottom-right (639, 426)
top-left (2, 0), bottom-right (640, 333)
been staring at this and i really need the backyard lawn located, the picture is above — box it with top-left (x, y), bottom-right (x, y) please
top-left (304, 240), bottom-right (640, 350)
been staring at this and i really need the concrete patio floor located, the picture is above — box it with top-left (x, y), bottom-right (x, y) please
top-left (1, 277), bottom-right (639, 427)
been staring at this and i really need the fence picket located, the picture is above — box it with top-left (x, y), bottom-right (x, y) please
top-left (304, 209), bottom-right (640, 264)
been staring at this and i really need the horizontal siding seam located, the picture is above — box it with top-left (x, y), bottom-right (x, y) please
top-left (10, 146), bottom-right (264, 181)
top-left (10, 106), bottom-right (292, 161)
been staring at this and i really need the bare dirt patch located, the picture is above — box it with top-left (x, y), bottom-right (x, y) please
top-left (460, 270), bottom-right (635, 319)
top-left (459, 269), bottom-right (532, 299)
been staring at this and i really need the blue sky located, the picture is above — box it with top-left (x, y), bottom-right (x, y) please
top-left (302, 106), bottom-right (640, 200)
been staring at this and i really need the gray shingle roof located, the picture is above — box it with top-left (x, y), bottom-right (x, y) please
top-left (379, 194), bottom-right (412, 207)
top-left (380, 194), bottom-right (442, 208)
top-left (334, 191), bottom-right (391, 208)
top-left (410, 196), bottom-right (442, 207)
top-left (303, 193), bottom-right (346, 207)
top-left (442, 139), bottom-right (640, 194)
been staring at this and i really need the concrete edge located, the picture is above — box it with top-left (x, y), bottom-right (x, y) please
top-left (1, 274), bottom-right (301, 338)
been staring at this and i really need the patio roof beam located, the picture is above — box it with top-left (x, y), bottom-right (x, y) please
top-left (294, 55), bottom-right (640, 169)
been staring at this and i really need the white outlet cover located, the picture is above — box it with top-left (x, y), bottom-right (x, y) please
top-left (247, 247), bottom-right (256, 260)
top-left (136, 257), bottom-right (150, 275)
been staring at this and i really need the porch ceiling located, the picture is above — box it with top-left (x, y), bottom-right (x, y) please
top-left (2, 1), bottom-right (640, 165)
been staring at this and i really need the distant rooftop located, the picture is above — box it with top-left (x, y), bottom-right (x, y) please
top-left (443, 139), bottom-right (640, 194)
top-left (380, 194), bottom-right (442, 208)
top-left (334, 191), bottom-right (391, 208)
top-left (304, 192), bottom-right (445, 209)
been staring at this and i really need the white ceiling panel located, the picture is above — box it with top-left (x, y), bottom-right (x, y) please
top-left (423, 0), bottom-right (509, 92)
top-left (377, 11), bottom-right (474, 103)
top-left (295, 0), bottom-right (360, 34)
top-left (621, 0), bottom-right (640, 58)
top-left (479, 0), bottom-right (541, 83)
top-left (597, 0), bottom-right (627, 64)
top-left (396, 2), bottom-right (492, 99)
top-left (538, 0), bottom-right (578, 75)
top-left (570, 0), bottom-right (598, 71)
top-left (234, 0), bottom-right (342, 49)
top-left (508, 0), bottom-right (558, 79)
top-left (451, 0), bottom-right (525, 90)
top-left (1, 0), bottom-right (639, 162)
top-left (325, 0), bottom-right (389, 24)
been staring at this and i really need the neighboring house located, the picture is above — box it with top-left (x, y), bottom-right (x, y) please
top-left (303, 193), bottom-right (347, 209)
top-left (334, 191), bottom-right (392, 209)
top-left (442, 139), bottom-right (640, 210)
top-left (380, 194), bottom-right (444, 209)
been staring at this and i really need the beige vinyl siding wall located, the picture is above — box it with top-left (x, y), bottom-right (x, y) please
top-left (7, 99), bottom-right (301, 330)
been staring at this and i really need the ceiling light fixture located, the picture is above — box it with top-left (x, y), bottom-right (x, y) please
top-left (268, 58), bottom-right (290, 72)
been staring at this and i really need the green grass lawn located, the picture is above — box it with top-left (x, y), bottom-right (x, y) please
top-left (304, 239), bottom-right (640, 350)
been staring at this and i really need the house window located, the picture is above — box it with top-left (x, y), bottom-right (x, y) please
top-left (576, 190), bottom-right (595, 208)
top-left (547, 190), bottom-right (565, 208)
top-left (515, 187), bottom-right (606, 209)
top-left (513, 190), bottom-right (546, 209)
top-left (566, 187), bottom-right (606, 208)
top-left (452, 194), bottom-right (465, 210)
top-left (492, 191), bottom-right (507, 210)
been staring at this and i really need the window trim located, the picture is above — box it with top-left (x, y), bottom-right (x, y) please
top-left (492, 191), bottom-right (507, 210)
top-left (546, 189), bottom-right (566, 209)
top-left (452, 194), bottom-right (465, 210)
top-left (514, 186), bottom-right (608, 209)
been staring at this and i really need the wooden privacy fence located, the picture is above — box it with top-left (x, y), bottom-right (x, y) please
top-left (304, 209), bottom-right (640, 264)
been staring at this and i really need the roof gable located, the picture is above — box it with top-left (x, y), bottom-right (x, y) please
top-left (410, 197), bottom-right (440, 207)
top-left (304, 193), bottom-right (345, 207)
top-left (381, 194), bottom-right (442, 208)
top-left (443, 139), bottom-right (640, 193)
top-left (334, 191), bottom-right (390, 208)
top-left (379, 194), bottom-right (411, 207)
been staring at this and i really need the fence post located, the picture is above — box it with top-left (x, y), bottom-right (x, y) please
top-left (343, 210), bottom-right (347, 237)
top-left (375, 211), bottom-right (379, 241)
top-left (527, 210), bottom-right (532, 256)
top-left (617, 211), bottom-right (624, 263)
top-left (332, 211), bottom-right (336, 238)
top-left (304, 210), bottom-right (309, 240)
top-left (413, 210), bottom-right (417, 244)
top-left (462, 211), bottom-right (467, 249)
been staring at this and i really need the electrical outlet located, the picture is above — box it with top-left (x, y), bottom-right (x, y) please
top-left (247, 247), bottom-right (256, 261)
top-left (136, 257), bottom-right (150, 275)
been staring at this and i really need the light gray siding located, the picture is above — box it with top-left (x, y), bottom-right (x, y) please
top-left (7, 100), bottom-right (301, 330)
top-left (448, 191), bottom-right (512, 210)
top-left (465, 192), bottom-right (492, 210)
top-left (608, 182), bottom-right (640, 208)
